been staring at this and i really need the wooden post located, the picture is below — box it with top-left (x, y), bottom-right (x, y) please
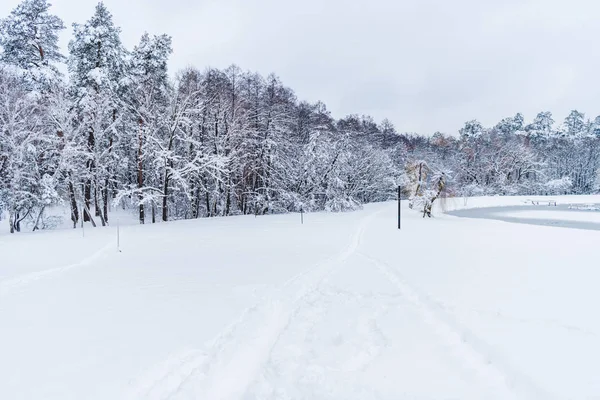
top-left (301, 207), bottom-right (304, 224)
top-left (398, 186), bottom-right (401, 230)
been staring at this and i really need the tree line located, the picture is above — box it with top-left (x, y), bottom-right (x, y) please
top-left (1, 0), bottom-right (598, 233)
top-left (409, 111), bottom-right (600, 199)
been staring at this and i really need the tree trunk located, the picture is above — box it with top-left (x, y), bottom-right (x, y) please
top-left (104, 127), bottom-right (114, 223)
top-left (103, 179), bottom-right (109, 223)
top-left (195, 187), bottom-right (201, 218)
top-left (14, 211), bottom-right (20, 232)
top-left (225, 178), bottom-right (231, 216)
top-left (85, 126), bottom-right (95, 222)
top-left (68, 180), bottom-right (79, 228)
top-left (32, 206), bottom-right (46, 231)
top-left (83, 204), bottom-right (97, 227)
top-left (162, 163), bottom-right (170, 222)
top-left (162, 128), bottom-right (175, 222)
top-left (191, 185), bottom-right (201, 219)
top-left (205, 192), bottom-right (210, 217)
top-left (13, 209), bottom-right (30, 232)
top-left (94, 182), bottom-right (101, 217)
top-left (97, 206), bottom-right (107, 227)
top-left (225, 189), bottom-right (231, 216)
top-left (424, 175), bottom-right (446, 218)
top-left (9, 209), bottom-right (14, 234)
top-left (138, 118), bottom-right (145, 224)
top-left (84, 180), bottom-right (92, 222)
top-left (190, 181), bottom-right (197, 219)
top-left (94, 183), bottom-right (105, 226)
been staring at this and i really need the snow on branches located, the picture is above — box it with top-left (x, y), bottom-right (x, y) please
top-left (407, 161), bottom-right (447, 218)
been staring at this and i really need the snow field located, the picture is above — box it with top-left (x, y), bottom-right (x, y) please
top-left (2, 196), bottom-right (600, 399)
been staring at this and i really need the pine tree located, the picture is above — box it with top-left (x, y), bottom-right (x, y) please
top-left (495, 113), bottom-right (524, 135)
top-left (68, 2), bottom-right (126, 225)
top-left (459, 120), bottom-right (485, 139)
top-left (526, 111), bottom-right (554, 139)
top-left (563, 110), bottom-right (585, 138)
top-left (0, 0), bottom-right (65, 93)
top-left (589, 116), bottom-right (600, 138)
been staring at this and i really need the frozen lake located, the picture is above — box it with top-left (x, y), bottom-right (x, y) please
top-left (447, 203), bottom-right (600, 231)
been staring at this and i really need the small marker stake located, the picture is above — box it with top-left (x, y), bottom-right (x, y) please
top-left (398, 185), bottom-right (402, 230)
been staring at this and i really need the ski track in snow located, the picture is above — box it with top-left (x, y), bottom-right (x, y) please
top-left (358, 252), bottom-right (555, 400)
top-left (122, 349), bottom-right (207, 400)
top-left (125, 205), bottom-right (560, 400)
top-left (0, 241), bottom-right (113, 296)
top-left (246, 282), bottom-right (392, 399)
top-left (126, 209), bottom-right (383, 400)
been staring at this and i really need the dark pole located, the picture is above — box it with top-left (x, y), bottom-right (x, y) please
top-left (301, 206), bottom-right (304, 224)
top-left (398, 185), bottom-right (401, 229)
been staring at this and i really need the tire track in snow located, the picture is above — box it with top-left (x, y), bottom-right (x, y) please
top-left (0, 241), bottom-right (113, 296)
top-left (130, 207), bottom-right (385, 400)
top-left (359, 252), bottom-right (555, 400)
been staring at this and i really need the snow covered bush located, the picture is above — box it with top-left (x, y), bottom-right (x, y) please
top-left (545, 177), bottom-right (572, 195)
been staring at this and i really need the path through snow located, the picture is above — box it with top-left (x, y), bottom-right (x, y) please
top-left (126, 205), bottom-right (550, 400)
top-left (3, 197), bottom-right (600, 399)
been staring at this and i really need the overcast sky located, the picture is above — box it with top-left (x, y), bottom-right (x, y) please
top-left (2, 0), bottom-right (599, 135)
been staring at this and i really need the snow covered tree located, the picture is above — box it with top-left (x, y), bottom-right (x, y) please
top-left (459, 120), bottom-right (485, 139)
top-left (0, 0), bottom-right (65, 93)
top-left (562, 110), bottom-right (585, 138)
top-left (495, 113), bottom-right (524, 135)
top-left (406, 160), bottom-right (447, 218)
top-left (589, 116), bottom-right (600, 138)
top-left (47, 86), bottom-right (86, 227)
top-left (68, 2), bottom-right (126, 225)
top-left (545, 177), bottom-right (572, 195)
top-left (525, 111), bottom-right (554, 139)
top-left (4, 0), bottom-right (600, 232)
top-left (119, 32), bottom-right (172, 224)
top-left (0, 67), bottom-right (61, 232)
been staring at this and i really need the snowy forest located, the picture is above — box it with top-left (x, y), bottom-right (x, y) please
top-left (1, 0), bottom-right (600, 233)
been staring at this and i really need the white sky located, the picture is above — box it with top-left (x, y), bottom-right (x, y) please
top-left (2, 0), bottom-right (599, 135)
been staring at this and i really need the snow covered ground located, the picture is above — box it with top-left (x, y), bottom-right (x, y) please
top-left (2, 195), bottom-right (600, 399)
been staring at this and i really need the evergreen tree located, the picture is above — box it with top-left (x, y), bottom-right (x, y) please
top-left (526, 111), bottom-right (554, 139)
top-left (459, 120), bottom-right (484, 139)
top-left (0, 0), bottom-right (65, 92)
top-left (563, 110), bottom-right (585, 138)
top-left (68, 2), bottom-right (126, 224)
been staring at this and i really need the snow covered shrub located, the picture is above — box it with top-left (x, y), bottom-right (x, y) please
top-left (595, 171), bottom-right (600, 194)
top-left (459, 183), bottom-right (485, 205)
top-left (545, 177), bottom-right (572, 195)
top-left (324, 196), bottom-right (362, 212)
